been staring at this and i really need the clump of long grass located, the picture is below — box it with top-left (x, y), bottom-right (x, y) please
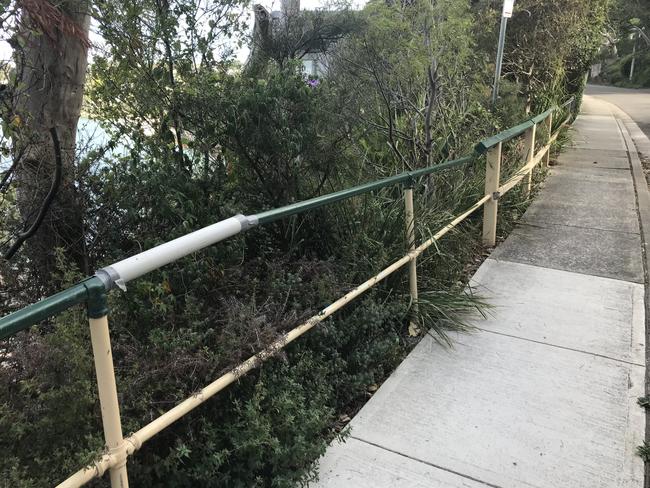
top-left (412, 289), bottom-right (489, 347)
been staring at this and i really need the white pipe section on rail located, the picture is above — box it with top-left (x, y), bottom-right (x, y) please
top-left (97, 215), bottom-right (251, 288)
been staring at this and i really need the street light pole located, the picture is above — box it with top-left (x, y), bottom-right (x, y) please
top-left (630, 26), bottom-right (650, 47)
top-left (630, 32), bottom-right (637, 82)
top-left (492, 0), bottom-right (515, 105)
top-left (628, 26), bottom-right (650, 83)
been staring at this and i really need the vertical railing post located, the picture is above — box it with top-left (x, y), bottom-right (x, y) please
top-left (522, 123), bottom-right (537, 198)
top-left (404, 186), bottom-right (419, 336)
top-left (483, 142), bottom-right (502, 247)
top-left (88, 292), bottom-right (129, 488)
top-left (544, 112), bottom-right (553, 168)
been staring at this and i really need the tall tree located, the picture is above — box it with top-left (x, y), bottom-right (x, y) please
top-left (328, 0), bottom-right (480, 173)
top-left (3, 0), bottom-right (91, 278)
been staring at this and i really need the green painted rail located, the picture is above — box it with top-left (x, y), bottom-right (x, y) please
top-left (0, 277), bottom-right (107, 339)
top-left (0, 101), bottom-right (572, 341)
top-left (255, 156), bottom-right (474, 224)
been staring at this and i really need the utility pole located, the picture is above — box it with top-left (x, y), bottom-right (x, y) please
top-left (492, 0), bottom-right (514, 105)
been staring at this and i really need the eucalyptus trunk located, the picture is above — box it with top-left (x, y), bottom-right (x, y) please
top-left (11, 0), bottom-right (91, 278)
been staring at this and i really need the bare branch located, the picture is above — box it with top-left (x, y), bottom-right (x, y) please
top-left (4, 127), bottom-right (63, 260)
top-left (424, 58), bottom-right (438, 159)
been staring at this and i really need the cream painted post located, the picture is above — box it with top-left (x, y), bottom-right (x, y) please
top-left (89, 314), bottom-right (129, 488)
top-left (483, 143), bottom-right (502, 247)
top-left (544, 113), bottom-right (553, 167)
top-left (522, 124), bottom-right (537, 198)
top-left (404, 187), bottom-right (419, 335)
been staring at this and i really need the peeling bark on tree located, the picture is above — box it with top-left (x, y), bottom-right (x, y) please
top-left (11, 0), bottom-right (91, 277)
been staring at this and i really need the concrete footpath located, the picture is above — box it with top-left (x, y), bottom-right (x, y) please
top-left (311, 96), bottom-right (649, 488)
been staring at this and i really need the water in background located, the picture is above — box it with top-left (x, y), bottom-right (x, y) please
top-left (1, 117), bottom-right (128, 172)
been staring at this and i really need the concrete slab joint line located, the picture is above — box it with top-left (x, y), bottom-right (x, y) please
top-left (310, 93), bottom-right (647, 488)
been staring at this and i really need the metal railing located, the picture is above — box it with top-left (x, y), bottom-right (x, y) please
top-left (0, 101), bottom-right (574, 487)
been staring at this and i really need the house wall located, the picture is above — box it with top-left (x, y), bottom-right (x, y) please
top-left (302, 53), bottom-right (329, 77)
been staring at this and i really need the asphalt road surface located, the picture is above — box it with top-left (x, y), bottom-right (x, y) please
top-left (586, 84), bottom-right (650, 140)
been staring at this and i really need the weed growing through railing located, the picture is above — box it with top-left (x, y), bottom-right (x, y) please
top-left (414, 290), bottom-right (489, 347)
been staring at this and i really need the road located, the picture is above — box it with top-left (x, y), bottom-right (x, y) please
top-left (586, 84), bottom-right (650, 140)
